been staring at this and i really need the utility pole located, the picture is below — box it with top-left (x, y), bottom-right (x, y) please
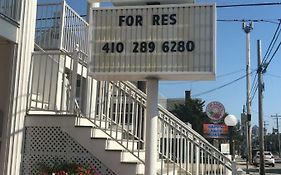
top-left (257, 40), bottom-right (265, 175)
top-left (243, 22), bottom-right (254, 168)
top-left (264, 121), bottom-right (268, 151)
top-left (271, 114), bottom-right (281, 157)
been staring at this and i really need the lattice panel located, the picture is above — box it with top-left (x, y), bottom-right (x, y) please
top-left (21, 126), bottom-right (116, 175)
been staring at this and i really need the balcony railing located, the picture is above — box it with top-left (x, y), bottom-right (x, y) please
top-left (27, 47), bottom-right (88, 114)
top-left (0, 0), bottom-right (21, 22)
top-left (35, 1), bottom-right (88, 55)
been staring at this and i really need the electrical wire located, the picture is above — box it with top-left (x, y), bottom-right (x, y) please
top-left (263, 21), bottom-right (281, 64)
top-left (160, 69), bottom-right (244, 85)
top-left (217, 19), bottom-right (280, 24)
top-left (217, 2), bottom-right (281, 8)
top-left (264, 40), bottom-right (281, 70)
top-left (249, 20), bottom-right (281, 103)
top-left (250, 73), bottom-right (258, 96)
top-left (250, 82), bottom-right (258, 103)
top-left (192, 71), bottom-right (255, 97)
top-left (262, 20), bottom-right (281, 71)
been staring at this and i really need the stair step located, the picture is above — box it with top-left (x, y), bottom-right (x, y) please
top-left (91, 128), bottom-right (123, 139)
top-left (135, 163), bottom-right (145, 175)
top-left (106, 139), bottom-right (139, 150)
top-left (121, 150), bottom-right (145, 163)
top-left (62, 126), bottom-right (140, 175)
top-left (75, 117), bottom-right (109, 128)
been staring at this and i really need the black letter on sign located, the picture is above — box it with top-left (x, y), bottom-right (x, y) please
top-left (136, 15), bottom-right (143, 26)
top-left (119, 16), bottom-right (125, 26)
top-left (126, 16), bottom-right (134, 26)
top-left (170, 14), bottom-right (177, 25)
top-left (152, 15), bottom-right (160, 25)
top-left (162, 14), bottom-right (169, 25)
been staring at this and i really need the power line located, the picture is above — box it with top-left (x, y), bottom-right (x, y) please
top-left (250, 83), bottom-right (258, 103)
top-left (250, 73), bottom-right (258, 95)
top-left (263, 21), bottom-right (281, 63)
top-left (217, 2), bottom-right (281, 8)
top-left (250, 20), bottom-right (281, 103)
top-left (160, 69), bottom-right (244, 85)
top-left (193, 71), bottom-right (255, 97)
top-left (263, 21), bottom-right (281, 65)
top-left (264, 39), bottom-right (281, 71)
top-left (217, 19), bottom-right (280, 24)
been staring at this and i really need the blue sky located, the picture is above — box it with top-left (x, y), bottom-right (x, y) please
top-left (61, 0), bottom-right (281, 132)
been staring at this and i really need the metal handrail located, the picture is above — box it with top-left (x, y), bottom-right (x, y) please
top-left (26, 53), bottom-right (232, 173)
top-left (123, 80), bottom-right (231, 161)
top-left (29, 1), bottom-right (233, 173)
top-left (35, 1), bottom-right (89, 55)
top-left (27, 46), bottom-right (88, 115)
top-left (92, 80), bottom-right (232, 174)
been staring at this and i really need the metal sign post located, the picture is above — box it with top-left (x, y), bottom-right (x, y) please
top-left (145, 79), bottom-right (158, 175)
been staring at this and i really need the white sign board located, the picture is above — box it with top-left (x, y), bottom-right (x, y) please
top-left (89, 4), bottom-right (216, 80)
top-left (221, 143), bottom-right (230, 155)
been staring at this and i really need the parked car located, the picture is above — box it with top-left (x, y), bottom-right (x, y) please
top-left (253, 151), bottom-right (275, 167)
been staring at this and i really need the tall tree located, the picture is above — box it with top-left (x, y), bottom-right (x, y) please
top-left (171, 98), bottom-right (209, 135)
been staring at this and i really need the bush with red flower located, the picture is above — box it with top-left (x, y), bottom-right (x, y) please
top-left (36, 160), bottom-right (100, 175)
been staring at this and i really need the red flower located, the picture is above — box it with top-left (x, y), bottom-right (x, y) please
top-left (77, 166), bottom-right (83, 171)
top-left (55, 171), bottom-right (67, 175)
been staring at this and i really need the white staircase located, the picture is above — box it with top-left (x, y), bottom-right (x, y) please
top-left (26, 50), bottom-right (233, 174)
top-left (25, 115), bottom-right (144, 175)
top-left (27, 2), bottom-right (234, 174)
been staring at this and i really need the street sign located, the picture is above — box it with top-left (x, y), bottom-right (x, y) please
top-left (89, 4), bottom-right (216, 80)
top-left (203, 124), bottom-right (229, 139)
top-left (206, 101), bottom-right (225, 123)
top-left (221, 143), bottom-right (230, 155)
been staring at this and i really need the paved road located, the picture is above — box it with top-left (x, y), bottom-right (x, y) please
top-left (236, 159), bottom-right (281, 175)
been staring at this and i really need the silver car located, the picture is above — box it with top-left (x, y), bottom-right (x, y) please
top-left (253, 151), bottom-right (275, 167)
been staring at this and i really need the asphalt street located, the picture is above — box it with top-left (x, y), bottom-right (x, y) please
top-left (236, 158), bottom-right (281, 175)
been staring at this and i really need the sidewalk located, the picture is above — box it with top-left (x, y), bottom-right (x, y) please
top-left (235, 156), bottom-right (281, 175)
top-left (236, 158), bottom-right (257, 175)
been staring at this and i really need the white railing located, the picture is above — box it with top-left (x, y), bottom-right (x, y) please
top-left (0, 0), bottom-right (21, 22)
top-left (29, 1), bottom-right (233, 174)
top-left (27, 48), bottom-right (232, 174)
top-left (88, 81), bottom-right (146, 163)
top-left (93, 81), bottom-right (233, 174)
top-left (35, 1), bottom-right (88, 55)
top-left (158, 104), bottom-right (232, 174)
top-left (27, 47), bottom-right (88, 114)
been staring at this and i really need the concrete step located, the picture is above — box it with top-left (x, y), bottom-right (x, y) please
top-left (121, 150), bottom-right (145, 163)
top-left (62, 126), bottom-right (139, 175)
top-left (75, 117), bottom-right (110, 128)
top-left (91, 128), bottom-right (123, 140)
top-left (106, 139), bottom-right (139, 151)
